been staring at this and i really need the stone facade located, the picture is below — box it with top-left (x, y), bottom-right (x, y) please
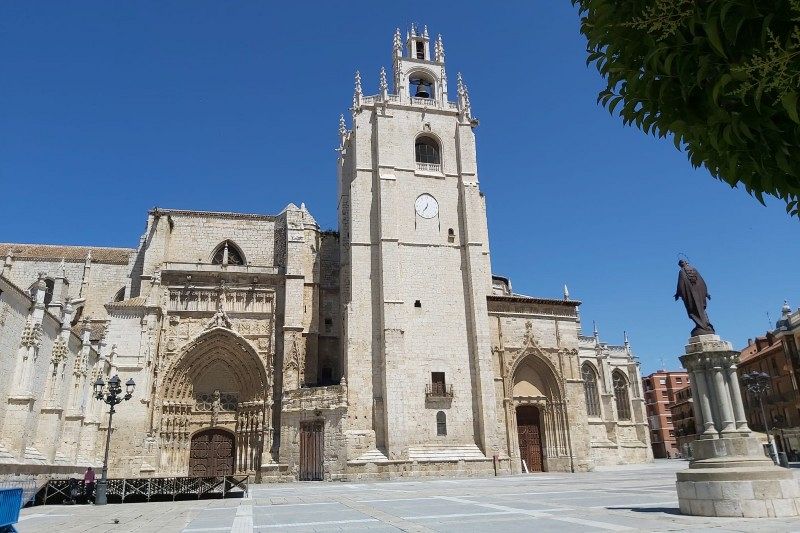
top-left (0, 26), bottom-right (650, 483)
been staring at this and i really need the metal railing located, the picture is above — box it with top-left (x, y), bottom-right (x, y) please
top-left (426, 383), bottom-right (454, 399)
top-left (34, 475), bottom-right (248, 505)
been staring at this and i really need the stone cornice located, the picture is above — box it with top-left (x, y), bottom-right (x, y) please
top-left (149, 208), bottom-right (278, 222)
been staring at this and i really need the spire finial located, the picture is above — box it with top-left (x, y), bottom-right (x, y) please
top-left (423, 25), bottom-right (429, 39)
top-left (435, 34), bottom-right (445, 62)
top-left (393, 28), bottom-right (402, 56)
top-left (563, 284), bottom-right (569, 300)
top-left (354, 70), bottom-right (362, 96)
top-left (338, 114), bottom-right (346, 137)
top-left (624, 330), bottom-right (630, 345)
top-left (410, 23), bottom-right (417, 37)
top-left (593, 321), bottom-right (599, 338)
top-left (379, 67), bottom-right (388, 96)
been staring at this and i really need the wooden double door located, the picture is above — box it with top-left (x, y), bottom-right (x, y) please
top-left (189, 428), bottom-right (235, 477)
top-left (516, 405), bottom-right (544, 472)
top-left (299, 421), bottom-right (324, 481)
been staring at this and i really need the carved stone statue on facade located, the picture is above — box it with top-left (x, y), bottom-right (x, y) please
top-left (674, 259), bottom-right (715, 336)
top-left (211, 389), bottom-right (221, 427)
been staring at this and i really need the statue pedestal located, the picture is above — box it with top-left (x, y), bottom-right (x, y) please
top-left (676, 335), bottom-right (800, 517)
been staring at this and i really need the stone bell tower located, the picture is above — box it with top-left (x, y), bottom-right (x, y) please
top-left (337, 25), bottom-right (499, 463)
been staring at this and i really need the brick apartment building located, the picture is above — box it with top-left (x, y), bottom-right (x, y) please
top-left (642, 370), bottom-right (690, 458)
top-left (668, 385), bottom-right (695, 457)
top-left (739, 309), bottom-right (800, 460)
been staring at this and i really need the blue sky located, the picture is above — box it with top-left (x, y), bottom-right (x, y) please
top-left (1, 2), bottom-right (798, 374)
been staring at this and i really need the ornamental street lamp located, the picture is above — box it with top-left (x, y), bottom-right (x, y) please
top-left (740, 371), bottom-right (779, 462)
top-left (92, 374), bottom-right (135, 505)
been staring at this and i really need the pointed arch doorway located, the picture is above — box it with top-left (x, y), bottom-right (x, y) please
top-left (516, 405), bottom-right (544, 472)
top-left (189, 428), bottom-right (235, 477)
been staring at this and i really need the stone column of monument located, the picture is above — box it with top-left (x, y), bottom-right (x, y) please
top-left (673, 261), bottom-right (799, 518)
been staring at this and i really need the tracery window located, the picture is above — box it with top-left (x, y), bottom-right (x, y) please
top-left (613, 370), bottom-right (632, 421)
top-left (211, 240), bottom-right (245, 266)
top-left (415, 136), bottom-right (440, 165)
top-left (582, 363), bottom-right (601, 417)
top-left (195, 392), bottom-right (238, 412)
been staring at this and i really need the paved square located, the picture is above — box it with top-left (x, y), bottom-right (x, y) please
top-left (17, 461), bottom-right (800, 532)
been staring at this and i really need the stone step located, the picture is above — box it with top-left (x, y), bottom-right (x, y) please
top-left (354, 449), bottom-right (389, 463)
top-left (408, 445), bottom-right (487, 462)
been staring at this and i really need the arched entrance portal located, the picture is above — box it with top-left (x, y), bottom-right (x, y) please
top-left (516, 406), bottom-right (544, 472)
top-left (159, 327), bottom-right (270, 477)
top-left (189, 428), bottom-right (235, 476)
top-left (505, 351), bottom-right (571, 473)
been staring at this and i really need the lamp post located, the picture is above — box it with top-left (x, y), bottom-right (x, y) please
top-left (740, 371), bottom-right (779, 462)
top-left (92, 374), bottom-right (135, 505)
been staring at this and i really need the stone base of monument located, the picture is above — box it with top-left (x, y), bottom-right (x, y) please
top-left (676, 335), bottom-right (800, 518)
top-left (677, 437), bottom-right (800, 517)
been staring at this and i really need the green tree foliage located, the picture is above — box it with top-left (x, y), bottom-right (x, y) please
top-left (572, 0), bottom-right (800, 216)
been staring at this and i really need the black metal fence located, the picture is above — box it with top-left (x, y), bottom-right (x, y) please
top-left (34, 475), bottom-right (248, 505)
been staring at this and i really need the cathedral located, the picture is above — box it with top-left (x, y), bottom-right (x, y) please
top-left (0, 26), bottom-right (651, 483)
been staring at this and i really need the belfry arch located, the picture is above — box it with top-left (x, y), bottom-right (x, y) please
top-left (157, 327), bottom-right (270, 478)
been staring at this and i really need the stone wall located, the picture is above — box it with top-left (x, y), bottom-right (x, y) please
top-left (0, 275), bottom-right (102, 479)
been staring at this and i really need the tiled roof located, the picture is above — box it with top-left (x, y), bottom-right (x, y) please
top-left (0, 243), bottom-right (134, 264)
top-left (739, 336), bottom-right (782, 363)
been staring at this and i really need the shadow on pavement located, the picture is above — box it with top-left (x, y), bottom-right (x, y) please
top-left (608, 506), bottom-right (682, 515)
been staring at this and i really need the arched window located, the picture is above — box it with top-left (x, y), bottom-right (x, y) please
top-left (436, 411), bottom-right (447, 436)
top-left (113, 287), bottom-right (126, 302)
top-left (31, 278), bottom-right (55, 305)
top-left (70, 305), bottom-right (84, 327)
top-left (613, 370), bottom-right (631, 421)
top-left (43, 278), bottom-right (55, 305)
top-left (415, 136), bottom-right (440, 165)
top-left (582, 363), bottom-right (601, 417)
top-left (211, 241), bottom-right (245, 266)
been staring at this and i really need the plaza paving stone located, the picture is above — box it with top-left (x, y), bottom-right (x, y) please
top-left (16, 460), bottom-right (800, 532)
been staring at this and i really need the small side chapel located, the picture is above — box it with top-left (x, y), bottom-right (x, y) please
top-left (0, 25), bottom-right (650, 484)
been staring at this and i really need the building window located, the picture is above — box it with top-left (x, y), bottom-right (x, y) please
top-left (415, 136), bottom-right (440, 165)
top-left (582, 363), bottom-right (601, 417)
top-left (70, 305), bottom-right (84, 327)
top-left (211, 240), bottom-right (245, 266)
top-left (324, 318), bottom-right (333, 333)
top-left (659, 378), bottom-right (666, 385)
top-left (436, 411), bottom-right (447, 436)
top-left (676, 377), bottom-right (682, 383)
top-left (415, 41), bottom-right (425, 59)
top-left (113, 287), bottom-right (126, 302)
top-left (431, 372), bottom-right (446, 396)
top-left (613, 370), bottom-right (632, 421)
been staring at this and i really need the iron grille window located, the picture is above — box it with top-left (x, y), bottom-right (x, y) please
top-left (415, 137), bottom-right (440, 164)
top-left (613, 370), bottom-right (632, 421)
top-left (582, 363), bottom-right (601, 417)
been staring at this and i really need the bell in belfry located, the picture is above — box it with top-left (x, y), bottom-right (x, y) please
top-left (413, 79), bottom-right (431, 98)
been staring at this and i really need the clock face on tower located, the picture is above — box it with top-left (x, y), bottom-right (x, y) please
top-left (415, 193), bottom-right (439, 219)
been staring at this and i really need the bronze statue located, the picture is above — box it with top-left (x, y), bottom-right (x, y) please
top-left (675, 260), bottom-right (715, 336)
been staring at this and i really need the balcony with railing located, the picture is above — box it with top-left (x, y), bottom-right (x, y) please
top-left (356, 94), bottom-right (459, 112)
top-left (416, 162), bottom-right (442, 173)
top-left (426, 383), bottom-right (454, 400)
